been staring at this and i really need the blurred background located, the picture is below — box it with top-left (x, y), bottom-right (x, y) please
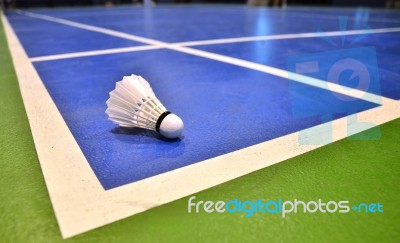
top-left (2, 0), bottom-right (400, 9)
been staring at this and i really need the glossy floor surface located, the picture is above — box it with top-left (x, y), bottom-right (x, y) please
top-left (6, 5), bottom-right (400, 189)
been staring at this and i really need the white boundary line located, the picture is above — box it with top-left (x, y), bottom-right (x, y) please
top-left (29, 45), bottom-right (162, 62)
top-left (15, 10), bottom-right (167, 46)
top-left (29, 27), bottom-right (400, 62)
top-left (4, 11), bottom-right (400, 239)
top-left (175, 27), bottom-right (400, 47)
top-left (18, 10), bottom-right (391, 105)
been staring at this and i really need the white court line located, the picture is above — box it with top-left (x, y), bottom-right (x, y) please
top-left (175, 27), bottom-right (400, 47)
top-left (29, 45), bottom-right (162, 62)
top-left (15, 10), bottom-right (168, 47)
top-left (30, 26), bottom-right (400, 62)
top-left (168, 46), bottom-right (387, 105)
top-left (4, 11), bottom-right (400, 239)
top-left (18, 10), bottom-right (391, 105)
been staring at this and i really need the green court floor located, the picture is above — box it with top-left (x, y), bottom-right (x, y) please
top-left (1, 16), bottom-right (399, 243)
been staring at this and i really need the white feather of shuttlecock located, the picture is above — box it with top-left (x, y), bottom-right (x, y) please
top-left (106, 74), bottom-right (168, 130)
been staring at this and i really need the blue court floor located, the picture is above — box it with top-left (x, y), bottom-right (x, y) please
top-left (6, 5), bottom-right (400, 189)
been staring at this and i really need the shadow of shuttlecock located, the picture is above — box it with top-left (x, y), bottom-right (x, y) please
top-left (111, 127), bottom-right (184, 142)
top-left (110, 126), bottom-right (186, 160)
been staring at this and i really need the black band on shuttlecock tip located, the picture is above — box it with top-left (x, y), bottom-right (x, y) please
top-left (156, 111), bottom-right (171, 133)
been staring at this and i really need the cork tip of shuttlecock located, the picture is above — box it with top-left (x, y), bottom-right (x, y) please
top-left (159, 113), bottom-right (184, 139)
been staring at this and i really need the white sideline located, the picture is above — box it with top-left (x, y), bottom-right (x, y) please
top-left (30, 45), bottom-right (162, 62)
top-left (18, 10), bottom-right (391, 105)
top-left (3, 11), bottom-right (400, 239)
top-left (30, 27), bottom-right (400, 62)
top-left (175, 27), bottom-right (400, 47)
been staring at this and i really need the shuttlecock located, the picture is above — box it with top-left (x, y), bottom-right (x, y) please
top-left (106, 74), bottom-right (184, 139)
